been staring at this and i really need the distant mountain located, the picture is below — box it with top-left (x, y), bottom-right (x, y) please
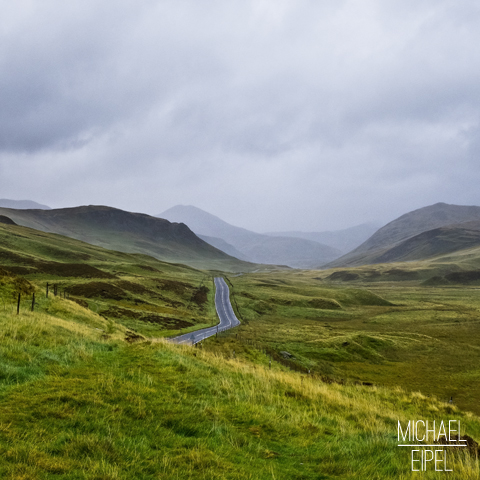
top-left (198, 235), bottom-right (250, 261)
top-left (0, 205), bottom-right (255, 271)
top-left (264, 223), bottom-right (379, 254)
top-left (327, 203), bottom-right (480, 267)
top-left (158, 205), bottom-right (342, 268)
top-left (0, 199), bottom-right (51, 209)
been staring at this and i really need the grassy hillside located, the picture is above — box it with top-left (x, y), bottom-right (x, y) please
top-left (0, 222), bottom-right (218, 338)
top-left (0, 206), bottom-right (256, 272)
top-left (1, 290), bottom-right (479, 478)
top-left (328, 202), bottom-right (480, 267)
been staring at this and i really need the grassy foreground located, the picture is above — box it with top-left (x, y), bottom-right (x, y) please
top-left (1, 294), bottom-right (480, 479)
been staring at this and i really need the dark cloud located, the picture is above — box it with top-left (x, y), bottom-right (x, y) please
top-left (1, 0), bottom-right (479, 232)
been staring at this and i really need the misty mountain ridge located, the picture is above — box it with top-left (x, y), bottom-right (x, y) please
top-left (158, 205), bottom-right (342, 268)
top-left (264, 223), bottom-right (379, 253)
top-left (0, 199), bottom-right (51, 210)
top-left (327, 202), bottom-right (480, 267)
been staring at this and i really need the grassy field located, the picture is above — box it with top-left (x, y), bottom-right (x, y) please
top-left (1, 296), bottom-right (479, 479)
top-left (2, 222), bottom-right (480, 477)
top-left (206, 269), bottom-right (480, 416)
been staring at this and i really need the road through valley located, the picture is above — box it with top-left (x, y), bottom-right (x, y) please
top-left (171, 277), bottom-right (240, 345)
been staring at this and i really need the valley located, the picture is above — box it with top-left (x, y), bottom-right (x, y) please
top-left (1, 202), bottom-right (480, 478)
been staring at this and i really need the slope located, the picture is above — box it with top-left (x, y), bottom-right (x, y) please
top-left (159, 205), bottom-right (342, 268)
top-left (0, 221), bottom-right (218, 337)
top-left (0, 205), bottom-right (255, 271)
top-left (328, 202), bottom-right (480, 267)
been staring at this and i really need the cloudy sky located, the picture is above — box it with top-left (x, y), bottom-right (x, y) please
top-left (1, 0), bottom-right (479, 232)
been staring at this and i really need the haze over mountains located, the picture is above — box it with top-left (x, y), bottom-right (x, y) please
top-left (0, 205), bottom-right (255, 271)
top-left (158, 205), bottom-right (343, 268)
top-left (327, 203), bottom-right (480, 267)
top-left (0, 199), bottom-right (51, 210)
top-left (264, 223), bottom-right (379, 254)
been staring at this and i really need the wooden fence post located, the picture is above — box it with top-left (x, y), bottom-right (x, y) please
top-left (17, 293), bottom-right (20, 315)
top-left (46, 283), bottom-right (49, 298)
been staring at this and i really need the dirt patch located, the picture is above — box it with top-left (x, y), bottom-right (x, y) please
top-left (191, 285), bottom-right (209, 306)
top-left (71, 298), bottom-right (89, 309)
top-left (141, 314), bottom-right (193, 329)
top-left (154, 279), bottom-right (193, 295)
top-left (0, 265), bottom-right (34, 275)
top-left (101, 306), bottom-right (194, 329)
top-left (125, 331), bottom-right (145, 343)
top-left (102, 306), bottom-right (142, 319)
top-left (437, 435), bottom-right (479, 457)
top-left (115, 280), bottom-right (155, 296)
top-left (115, 281), bottom-right (183, 306)
top-left (66, 282), bottom-right (126, 300)
top-left (35, 262), bottom-right (116, 279)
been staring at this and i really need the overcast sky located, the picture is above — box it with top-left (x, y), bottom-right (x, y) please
top-left (1, 0), bottom-right (479, 232)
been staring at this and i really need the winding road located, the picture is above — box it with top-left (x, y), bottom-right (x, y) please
top-left (171, 277), bottom-right (240, 345)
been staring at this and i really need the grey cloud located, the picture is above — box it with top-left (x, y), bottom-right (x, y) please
top-left (1, 0), bottom-right (480, 232)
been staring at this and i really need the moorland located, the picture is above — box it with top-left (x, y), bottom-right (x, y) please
top-left (1, 208), bottom-right (480, 478)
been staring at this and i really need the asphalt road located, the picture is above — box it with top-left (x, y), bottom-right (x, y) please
top-left (170, 277), bottom-right (240, 345)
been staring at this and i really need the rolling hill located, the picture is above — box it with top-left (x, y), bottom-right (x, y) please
top-left (0, 205), bottom-right (256, 271)
top-left (158, 205), bottom-right (342, 268)
top-left (327, 203), bottom-right (480, 267)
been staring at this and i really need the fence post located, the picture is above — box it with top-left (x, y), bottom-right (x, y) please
top-left (46, 283), bottom-right (49, 298)
top-left (17, 293), bottom-right (20, 315)
top-left (31, 293), bottom-right (35, 312)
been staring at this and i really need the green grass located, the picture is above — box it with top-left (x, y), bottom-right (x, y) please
top-left (205, 271), bottom-right (480, 417)
top-left (1, 305), bottom-right (479, 479)
top-left (2, 224), bottom-right (480, 477)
